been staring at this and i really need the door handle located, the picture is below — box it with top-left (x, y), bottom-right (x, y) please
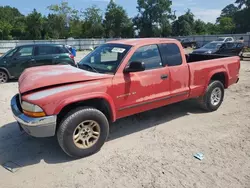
top-left (29, 59), bottom-right (35, 62)
top-left (161, 74), bottom-right (168, 80)
top-left (54, 56), bottom-right (59, 59)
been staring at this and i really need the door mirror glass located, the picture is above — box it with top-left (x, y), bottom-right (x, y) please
top-left (124, 61), bottom-right (145, 73)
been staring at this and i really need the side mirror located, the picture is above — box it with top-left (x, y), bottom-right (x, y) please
top-left (124, 61), bottom-right (146, 73)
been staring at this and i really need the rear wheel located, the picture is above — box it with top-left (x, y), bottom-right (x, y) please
top-left (0, 70), bottom-right (8, 83)
top-left (198, 80), bottom-right (224, 112)
top-left (57, 107), bottom-right (109, 158)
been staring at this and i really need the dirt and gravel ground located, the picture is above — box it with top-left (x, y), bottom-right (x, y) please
top-left (0, 53), bottom-right (250, 188)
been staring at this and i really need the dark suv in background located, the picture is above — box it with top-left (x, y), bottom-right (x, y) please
top-left (0, 44), bottom-right (76, 83)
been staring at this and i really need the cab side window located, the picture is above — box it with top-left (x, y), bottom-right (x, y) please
top-left (225, 43), bottom-right (237, 49)
top-left (158, 43), bottom-right (182, 66)
top-left (36, 46), bottom-right (54, 55)
top-left (129, 44), bottom-right (162, 70)
top-left (16, 46), bottom-right (33, 57)
top-left (237, 43), bottom-right (244, 48)
top-left (53, 46), bottom-right (68, 54)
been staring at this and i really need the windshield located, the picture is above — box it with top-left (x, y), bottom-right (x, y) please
top-left (203, 42), bottom-right (222, 49)
top-left (78, 43), bottom-right (131, 74)
top-left (217, 38), bottom-right (226, 41)
top-left (3, 48), bottom-right (18, 58)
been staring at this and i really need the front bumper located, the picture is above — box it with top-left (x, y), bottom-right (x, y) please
top-left (11, 94), bottom-right (57, 137)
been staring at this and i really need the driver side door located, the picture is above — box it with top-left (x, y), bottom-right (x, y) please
top-left (113, 44), bottom-right (171, 119)
top-left (8, 46), bottom-right (35, 78)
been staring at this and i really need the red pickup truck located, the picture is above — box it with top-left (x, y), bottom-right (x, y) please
top-left (11, 38), bottom-right (240, 158)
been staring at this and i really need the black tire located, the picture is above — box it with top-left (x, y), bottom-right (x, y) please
top-left (57, 107), bottom-right (109, 158)
top-left (0, 70), bottom-right (9, 83)
top-left (198, 80), bottom-right (224, 112)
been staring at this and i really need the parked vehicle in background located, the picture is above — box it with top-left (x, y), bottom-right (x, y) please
top-left (0, 44), bottom-right (76, 83)
top-left (237, 37), bottom-right (244, 43)
top-left (214, 37), bottom-right (234, 43)
top-left (192, 41), bottom-right (244, 56)
top-left (216, 42), bottom-right (245, 56)
top-left (11, 38), bottom-right (240, 158)
top-left (178, 38), bottom-right (197, 48)
top-left (192, 41), bottom-right (223, 54)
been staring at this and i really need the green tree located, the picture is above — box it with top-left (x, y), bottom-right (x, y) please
top-left (0, 21), bottom-right (13, 39)
top-left (121, 19), bottom-right (135, 38)
top-left (48, 1), bottom-right (77, 25)
top-left (0, 6), bottom-right (24, 39)
top-left (133, 0), bottom-right (172, 37)
top-left (172, 10), bottom-right (195, 36)
top-left (25, 9), bottom-right (43, 39)
top-left (235, 0), bottom-right (250, 8)
top-left (82, 5), bottom-right (104, 38)
top-left (104, 0), bottom-right (133, 38)
top-left (44, 14), bottom-right (66, 39)
top-left (221, 4), bottom-right (239, 17)
top-left (11, 16), bottom-right (26, 39)
top-left (219, 17), bottom-right (236, 34)
top-left (217, 4), bottom-right (239, 23)
top-left (160, 15), bottom-right (172, 37)
top-left (47, 1), bottom-right (81, 38)
top-left (234, 7), bottom-right (250, 33)
top-left (194, 19), bottom-right (207, 34)
top-left (0, 6), bottom-right (23, 24)
top-left (206, 22), bottom-right (220, 34)
top-left (69, 19), bottom-right (84, 38)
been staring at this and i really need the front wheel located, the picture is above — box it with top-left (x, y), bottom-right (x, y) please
top-left (57, 107), bottom-right (109, 158)
top-left (0, 70), bottom-right (9, 83)
top-left (198, 81), bottom-right (224, 112)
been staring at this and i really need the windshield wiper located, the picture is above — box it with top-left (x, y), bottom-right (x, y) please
top-left (79, 63), bottom-right (99, 73)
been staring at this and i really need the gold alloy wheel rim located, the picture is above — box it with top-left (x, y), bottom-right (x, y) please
top-left (73, 120), bottom-right (101, 149)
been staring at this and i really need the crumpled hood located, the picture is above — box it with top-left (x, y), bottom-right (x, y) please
top-left (19, 65), bottom-right (113, 93)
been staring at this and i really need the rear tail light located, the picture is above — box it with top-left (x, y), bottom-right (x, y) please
top-left (69, 54), bottom-right (74, 60)
top-left (69, 54), bottom-right (77, 66)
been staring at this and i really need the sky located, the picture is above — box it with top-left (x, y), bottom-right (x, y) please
top-left (0, 0), bottom-right (235, 23)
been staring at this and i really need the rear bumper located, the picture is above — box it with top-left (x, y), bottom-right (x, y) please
top-left (11, 94), bottom-right (57, 137)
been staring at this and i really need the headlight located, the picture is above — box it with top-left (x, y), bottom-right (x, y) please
top-left (21, 101), bottom-right (46, 117)
top-left (205, 50), bottom-right (212, 54)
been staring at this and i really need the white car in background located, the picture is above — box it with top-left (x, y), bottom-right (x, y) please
top-left (214, 37), bottom-right (235, 43)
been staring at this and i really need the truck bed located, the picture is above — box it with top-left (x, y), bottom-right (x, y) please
top-left (186, 53), bottom-right (231, 63)
top-left (187, 55), bottom-right (240, 99)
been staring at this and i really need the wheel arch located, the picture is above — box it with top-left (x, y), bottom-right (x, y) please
top-left (55, 94), bottom-right (116, 127)
top-left (0, 67), bottom-right (11, 78)
top-left (207, 69), bottom-right (229, 88)
top-left (209, 72), bottom-right (229, 88)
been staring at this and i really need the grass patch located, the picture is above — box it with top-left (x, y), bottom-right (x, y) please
top-left (244, 47), bottom-right (250, 52)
